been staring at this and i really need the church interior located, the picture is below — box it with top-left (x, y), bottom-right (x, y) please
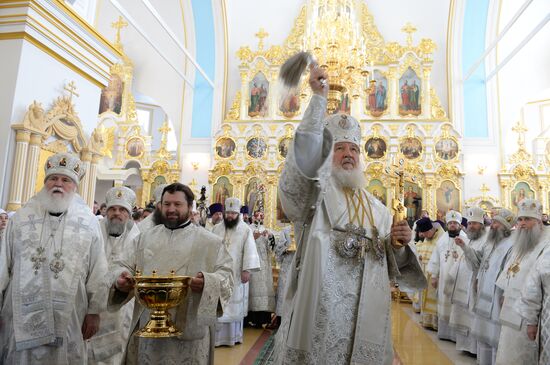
top-left (1, 0), bottom-right (550, 364)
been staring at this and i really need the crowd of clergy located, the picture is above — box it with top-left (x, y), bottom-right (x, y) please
top-left (410, 201), bottom-right (550, 365)
top-left (1, 64), bottom-right (549, 365)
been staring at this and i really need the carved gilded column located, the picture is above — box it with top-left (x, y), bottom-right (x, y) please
top-left (388, 66), bottom-right (399, 118)
top-left (239, 69), bottom-right (248, 119)
top-left (421, 65), bottom-right (432, 119)
top-left (21, 133), bottom-right (44, 203)
top-left (269, 69), bottom-right (278, 120)
top-left (86, 153), bottom-right (101, 208)
top-left (78, 148), bottom-right (92, 203)
top-left (7, 128), bottom-right (31, 211)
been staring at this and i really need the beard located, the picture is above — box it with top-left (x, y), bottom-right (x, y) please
top-left (466, 226), bottom-right (483, 240)
top-left (448, 228), bottom-right (461, 238)
top-left (37, 186), bottom-right (75, 214)
top-left (487, 225), bottom-right (511, 245)
top-left (152, 208), bottom-right (162, 225)
top-left (160, 210), bottom-right (189, 229)
top-left (332, 164), bottom-right (366, 190)
top-left (106, 217), bottom-right (132, 236)
top-left (513, 224), bottom-right (543, 258)
top-left (224, 215), bottom-right (240, 229)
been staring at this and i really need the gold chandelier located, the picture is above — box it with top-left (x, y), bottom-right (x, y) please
top-left (304, 0), bottom-right (370, 113)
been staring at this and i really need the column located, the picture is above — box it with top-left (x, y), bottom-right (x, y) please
top-left (421, 64), bottom-right (432, 119)
top-left (239, 69), bottom-right (249, 119)
top-left (388, 66), bottom-right (399, 118)
top-left (21, 133), bottom-right (44, 203)
top-left (86, 153), bottom-right (101, 208)
top-left (6, 128), bottom-right (30, 211)
top-left (269, 69), bottom-right (278, 119)
top-left (78, 148), bottom-right (92, 203)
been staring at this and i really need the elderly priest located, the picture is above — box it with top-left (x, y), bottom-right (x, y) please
top-left (110, 183), bottom-right (234, 365)
top-left (0, 152), bottom-right (109, 364)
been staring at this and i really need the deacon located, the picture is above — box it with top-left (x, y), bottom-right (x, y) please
top-left (87, 186), bottom-right (140, 364)
top-left (274, 65), bottom-right (425, 364)
top-left (205, 203), bottom-right (223, 231)
top-left (449, 206), bottom-right (488, 354)
top-left (516, 245), bottom-right (550, 365)
top-left (246, 210), bottom-right (276, 328)
top-left (495, 199), bottom-right (548, 365)
top-left (0, 152), bottom-right (109, 364)
top-left (110, 183), bottom-right (233, 364)
top-left (273, 225), bottom-right (294, 329)
top-left (137, 183), bottom-right (167, 231)
top-left (414, 217), bottom-right (445, 329)
top-left (212, 198), bottom-right (260, 346)
top-left (427, 210), bottom-right (467, 341)
top-left (468, 209), bottom-right (515, 365)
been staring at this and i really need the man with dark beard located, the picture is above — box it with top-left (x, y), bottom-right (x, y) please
top-left (449, 207), bottom-right (488, 355)
top-left (212, 198), bottom-right (260, 347)
top-left (495, 199), bottom-right (548, 365)
top-left (110, 183), bottom-right (233, 364)
top-left (87, 186), bottom-right (140, 364)
top-left (427, 210), bottom-right (467, 341)
top-left (461, 209), bottom-right (515, 365)
top-left (0, 153), bottom-right (109, 364)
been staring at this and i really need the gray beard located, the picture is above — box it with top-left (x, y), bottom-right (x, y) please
top-left (106, 218), bottom-right (130, 236)
top-left (512, 224), bottom-right (543, 258)
top-left (487, 226), bottom-right (510, 245)
top-left (332, 165), bottom-right (366, 190)
top-left (466, 227), bottom-right (483, 241)
top-left (37, 187), bottom-right (74, 214)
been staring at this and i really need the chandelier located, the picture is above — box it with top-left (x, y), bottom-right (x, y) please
top-left (304, 0), bottom-right (370, 113)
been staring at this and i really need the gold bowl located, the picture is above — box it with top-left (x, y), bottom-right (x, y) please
top-left (134, 270), bottom-right (192, 338)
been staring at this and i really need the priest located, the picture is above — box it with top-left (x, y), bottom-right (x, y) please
top-left (0, 209), bottom-right (8, 245)
top-left (0, 152), bottom-right (109, 364)
top-left (274, 65), bottom-right (426, 365)
top-left (205, 203), bottom-right (223, 231)
top-left (212, 198), bottom-right (260, 346)
top-left (468, 209), bottom-right (515, 365)
top-left (495, 199), bottom-right (548, 365)
top-left (110, 183), bottom-right (233, 364)
top-left (87, 186), bottom-right (140, 364)
top-left (427, 210), bottom-right (467, 341)
top-left (516, 245), bottom-right (550, 365)
top-left (414, 217), bottom-right (444, 329)
top-left (246, 210), bottom-right (276, 328)
top-left (449, 206), bottom-right (488, 354)
top-left (273, 225), bottom-right (294, 328)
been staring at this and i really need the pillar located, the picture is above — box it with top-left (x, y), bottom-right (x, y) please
top-left (78, 148), bottom-right (92, 204)
top-left (21, 133), bottom-right (44, 203)
top-left (86, 153), bottom-right (101, 208)
top-left (6, 128), bottom-right (30, 211)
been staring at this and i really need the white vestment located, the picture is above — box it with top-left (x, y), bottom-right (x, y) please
top-left (212, 220), bottom-right (260, 346)
top-left (109, 222), bottom-right (234, 365)
top-left (427, 230), bottom-right (467, 341)
top-left (273, 94), bottom-right (426, 365)
top-left (248, 223), bottom-right (275, 313)
top-left (86, 219), bottom-right (140, 364)
top-left (465, 235), bottom-right (513, 365)
top-left (137, 213), bottom-right (156, 232)
top-left (0, 195), bottom-right (109, 364)
top-left (495, 235), bottom-right (547, 365)
top-left (274, 226), bottom-right (294, 317)
top-left (515, 246), bottom-right (550, 365)
top-left (448, 229), bottom-right (488, 353)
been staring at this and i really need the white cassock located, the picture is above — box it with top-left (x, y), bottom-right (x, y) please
top-left (427, 229), bottom-right (467, 341)
top-left (212, 220), bottom-right (260, 346)
top-left (0, 195), bottom-right (109, 364)
top-left (273, 94), bottom-right (426, 365)
top-left (465, 235), bottom-right (513, 365)
top-left (494, 234), bottom-right (547, 365)
top-left (248, 223), bottom-right (275, 314)
top-left (448, 229), bottom-right (488, 353)
top-left (109, 222), bottom-right (234, 365)
top-left (86, 219), bottom-right (140, 364)
top-left (137, 213), bottom-right (156, 232)
top-left (515, 246), bottom-right (550, 365)
top-left (274, 226), bottom-right (294, 317)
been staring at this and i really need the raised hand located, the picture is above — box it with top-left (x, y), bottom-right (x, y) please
top-left (309, 64), bottom-right (328, 98)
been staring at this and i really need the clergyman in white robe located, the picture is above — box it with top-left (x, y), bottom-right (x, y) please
top-left (274, 226), bottom-right (294, 319)
top-left (212, 201), bottom-right (260, 346)
top-left (273, 71), bottom-right (426, 365)
top-left (109, 220), bottom-right (233, 365)
top-left (427, 210), bottom-right (467, 341)
top-left (0, 192), bottom-right (108, 364)
top-left (495, 200), bottom-right (548, 365)
top-left (516, 246), bottom-right (550, 365)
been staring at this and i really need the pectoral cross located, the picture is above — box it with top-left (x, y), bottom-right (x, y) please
top-left (31, 246), bottom-right (46, 274)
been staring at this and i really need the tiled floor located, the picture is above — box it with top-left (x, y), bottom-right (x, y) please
top-left (214, 302), bottom-right (477, 364)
